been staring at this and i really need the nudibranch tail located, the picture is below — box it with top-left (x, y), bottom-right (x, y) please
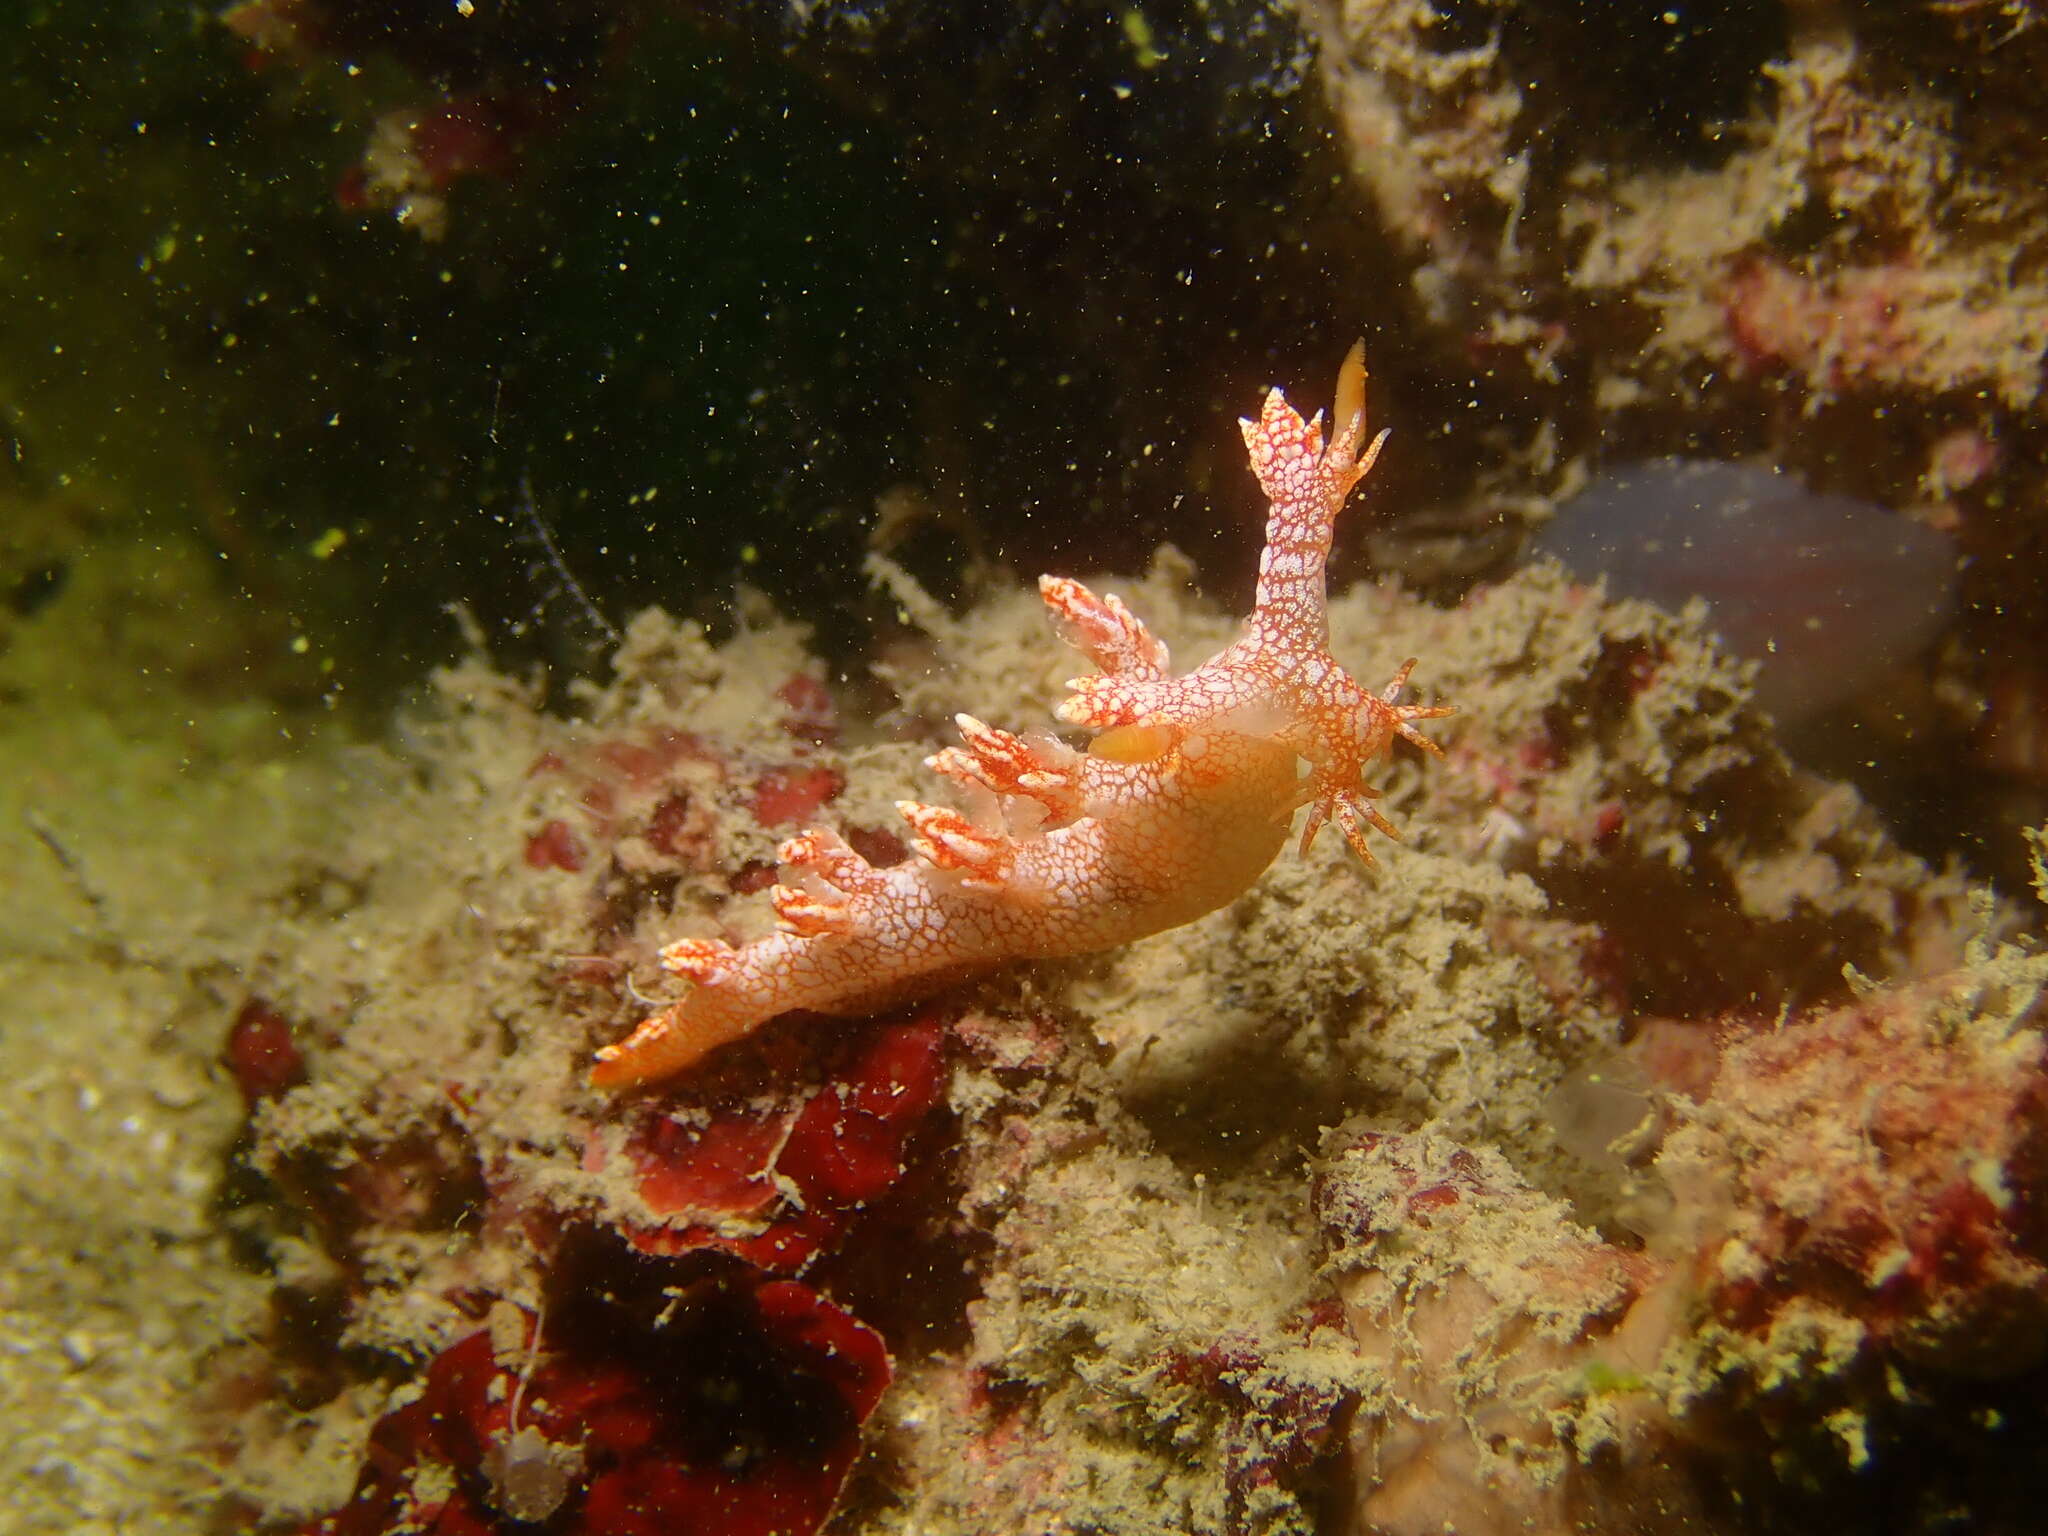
top-left (590, 937), bottom-right (751, 1089)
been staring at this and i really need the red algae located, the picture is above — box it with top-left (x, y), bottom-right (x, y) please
top-left (304, 1284), bottom-right (889, 1536)
top-left (623, 1013), bottom-right (950, 1272)
top-left (223, 999), bottom-right (307, 1105)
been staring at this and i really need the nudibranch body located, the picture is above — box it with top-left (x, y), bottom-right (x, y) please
top-left (592, 344), bottom-right (1453, 1089)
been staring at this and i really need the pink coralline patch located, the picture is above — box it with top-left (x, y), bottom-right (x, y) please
top-left (624, 1013), bottom-right (951, 1272)
top-left (1320, 1131), bottom-right (1490, 1241)
top-left (1670, 973), bottom-right (2048, 1373)
top-left (1515, 732), bottom-right (1565, 775)
top-left (1725, 260), bottom-right (1913, 389)
top-left (746, 764), bottom-right (844, 827)
top-left (1319, 1129), bottom-right (1666, 1313)
top-left (1629, 1016), bottom-right (1724, 1101)
top-left (331, 95), bottom-right (544, 238)
top-left (254, 1118), bottom-right (486, 1287)
top-left (1590, 800), bottom-right (1626, 847)
top-left (595, 733), bottom-right (705, 789)
top-left (223, 998), bottom-right (306, 1104)
top-left (304, 1284), bottom-right (889, 1536)
top-left (1158, 1324), bottom-right (1357, 1526)
top-left (526, 725), bottom-right (843, 858)
top-left (521, 727), bottom-right (849, 889)
top-left (525, 818), bottom-right (586, 872)
top-left (1924, 426), bottom-right (2003, 497)
top-left (1723, 258), bottom-right (2048, 406)
top-left (222, 0), bottom-right (610, 238)
top-left (1306, 974), bottom-right (2048, 1535)
top-left (401, 99), bottom-right (524, 189)
top-left (775, 673), bottom-right (839, 744)
top-left (338, 1126), bottom-right (487, 1238)
top-left (645, 793), bottom-right (711, 861)
top-left (218, 0), bottom-right (335, 63)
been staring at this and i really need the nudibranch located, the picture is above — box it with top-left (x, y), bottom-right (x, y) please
top-left (592, 344), bottom-right (1454, 1089)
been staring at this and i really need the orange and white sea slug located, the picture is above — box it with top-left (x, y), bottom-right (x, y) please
top-left (591, 344), bottom-right (1455, 1089)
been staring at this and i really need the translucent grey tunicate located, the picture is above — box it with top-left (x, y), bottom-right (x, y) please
top-left (1529, 459), bottom-right (1958, 722)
